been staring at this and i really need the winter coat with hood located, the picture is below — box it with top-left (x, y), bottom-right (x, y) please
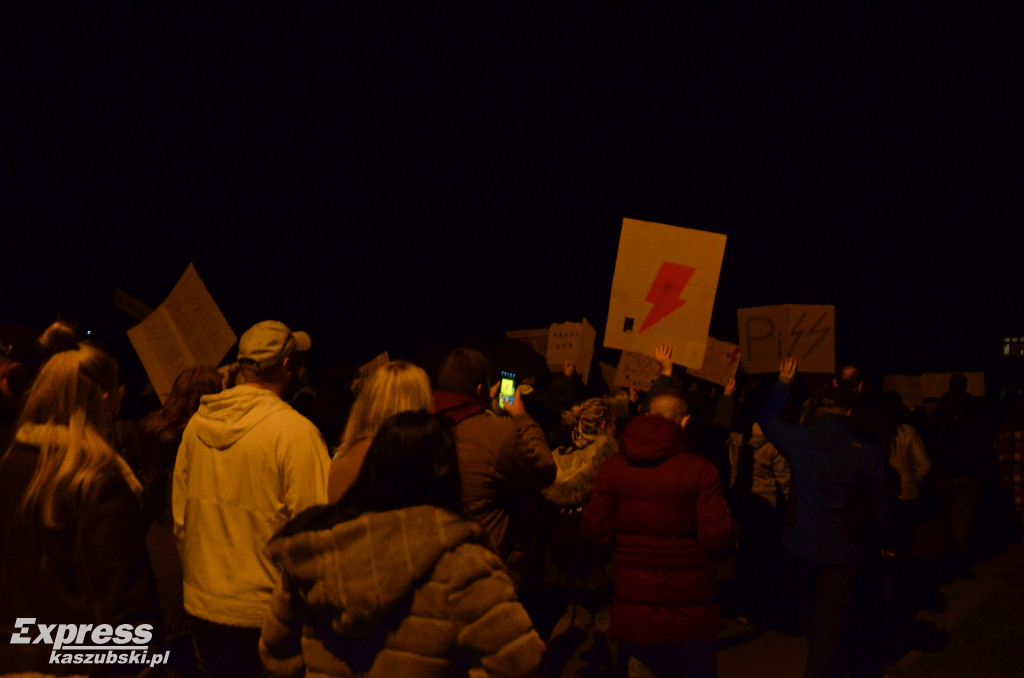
top-left (173, 384), bottom-right (330, 627)
top-left (258, 504), bottom-right (546, 678)
top-left (581, 414), bottom-right (737, 645)
top-left (759, 381), bottom-right (895, 565)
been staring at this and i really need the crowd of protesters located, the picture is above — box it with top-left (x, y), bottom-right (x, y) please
top-left (1, 316), bottom-right (1022, 678)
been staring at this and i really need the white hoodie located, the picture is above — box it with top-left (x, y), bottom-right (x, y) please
top-left (173, 384), bottom-right (329, 627)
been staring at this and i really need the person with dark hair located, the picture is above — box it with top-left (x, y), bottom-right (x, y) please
top-left (0, 342), bottom-right (159, 675)
top-left (582, 391), bottom-right (736, 678)
top-left (259, 410), bottom-right (546, 678)
top-left (759, 358), bottom-right (895, 678)
top-left (433, 347), bottom-right (555, 587)
top-left (174, 321), bottom-right (329, 678)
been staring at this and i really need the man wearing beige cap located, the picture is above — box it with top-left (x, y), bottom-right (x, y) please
top-left (173, 320), bottom-right (329, 678)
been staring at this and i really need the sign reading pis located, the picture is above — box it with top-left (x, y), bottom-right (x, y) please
top-left (737, 304), bottom-right (835, 374)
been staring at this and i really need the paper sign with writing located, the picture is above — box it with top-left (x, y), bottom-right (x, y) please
top-left (127, 264), bottom-right (237, 403)
top-left (546, 318), bottom-right (596, 385)
top-left (688, 337), bottom-right (742, 387)
top-left (599, 362), bottom-right (618, 392)
top-left (920, 372), bottom-right (986, 399)
top-left (351, 351), bottom-right (390, 393)
top-left (882, 375), bottom-right (924, 409)
top-left (737, 304), bottom-right (835, 374)
top-left (604, 218), bottom-right (727, 370)
top-left (613, 350), bottom-right (661, 392)
top-left (506, 328), bottom-right (549, 359)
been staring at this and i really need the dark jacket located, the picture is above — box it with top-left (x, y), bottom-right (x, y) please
top-left (759, 381), bottom-right (894, 564)
top-left (434, 392), bottom-right (556, 564)
top-left (0, 440), bottom-right (159, 675)
top-left (581, 414), bottom-right (736, 644)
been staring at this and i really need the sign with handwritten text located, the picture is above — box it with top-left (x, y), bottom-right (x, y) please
top-left (737, 304), bottom-right (835, 374)
top-left (688, 337), bottom-right (742, 387)
top-left (546, 318), bottom-right (596, 384)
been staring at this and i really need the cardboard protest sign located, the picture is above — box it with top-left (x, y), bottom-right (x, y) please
top-left (883, 375), bottom-right (924, 409)
top-left (920, 372), bottom-right (985, 399)
top-left (127, 264), bottom-right (236, 403)
top-left (350, 351), bottom-right (390, 394)
top-left (737, 304), bottom-right (835, 374)
top-left (688, 337), bottom-right (742, 387)
top-left (613, 350), bottom-right (661, 392)
top-left (506, 328), bottom-right (549, 359)
top-left (546, 318), bottom-right (596, 384)
top-left (604, 218), bottom-right (727, 370)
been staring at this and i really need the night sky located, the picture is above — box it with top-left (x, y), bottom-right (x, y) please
top-left (4, 5), bottom-right (1022, 391)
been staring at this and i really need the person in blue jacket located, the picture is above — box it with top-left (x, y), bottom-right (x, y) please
top-left (759, 357), bottom-right (894, 678)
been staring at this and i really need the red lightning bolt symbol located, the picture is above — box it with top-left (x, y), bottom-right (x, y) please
top-left (639, 262), bottom-right (696, 334)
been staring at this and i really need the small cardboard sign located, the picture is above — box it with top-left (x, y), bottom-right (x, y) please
top-left (883, 375), bottom-right (924, 409)
top-left (604, 218), bottom-right (727, 370)
top-left (506, 328), bottom-right (549, 359)
top-left (737, 304), bottom-right (835, 374)
top-left (599, 362), bottom-right (618, 392)
top-left (127, 264), bottom-right (237, 403)
top-left (546, 318), bottom-right (596, 385)
top-left (613, 350), bottom-right (661, 392)
top-left (351, 351), bottom-right (390, 394)
top-left (920, 372), bottom-right (986, 399)
top-left (688, 337), bottom-right (742, 387)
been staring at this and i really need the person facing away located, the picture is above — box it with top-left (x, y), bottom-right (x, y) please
top-left (582, 390), bottom-right (737, 678)
top-left (259, 409), bottom-right (546, 678)
top-left (327, 359), bottom-right (433, 503)
top-left (0, 341), bottom-right (159, 676)
top-left (173, 320), bottom-right (330, 678)
top-left (432, 347), bottom-right (555, 581)
top-left (759, 358), bottom-right (895, 678)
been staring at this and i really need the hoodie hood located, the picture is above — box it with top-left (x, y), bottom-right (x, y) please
top-left (267, 506), bottom-right (488, 638)
top-left (192, 384), bottom-right (292, 449)
top-left (620, 414), bottom-right (688, 466)
top-left (807, 413), bottom-right (855, 451)
top-left (750, 422), bottom-right (768, 449)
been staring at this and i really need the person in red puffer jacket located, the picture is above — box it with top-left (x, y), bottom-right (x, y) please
top-left (582, 390), bottom-right (737, 678)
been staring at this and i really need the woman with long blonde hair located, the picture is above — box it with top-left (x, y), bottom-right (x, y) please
top-left (327, 360), bottom-right (433, 502)
top-left (0, 342), bottom-right (158, 673)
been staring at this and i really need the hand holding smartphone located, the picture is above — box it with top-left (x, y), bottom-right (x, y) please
top-left (498, 370), bottom-right (517, 409)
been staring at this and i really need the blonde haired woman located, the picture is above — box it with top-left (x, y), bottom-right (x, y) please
top-left (0, 342), bottom-right (158, 673)
top-left (327, 360), bottom-right (433, 503)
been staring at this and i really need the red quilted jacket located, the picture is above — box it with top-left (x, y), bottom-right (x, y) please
top-left (581, 414), bottom-right (737, 644)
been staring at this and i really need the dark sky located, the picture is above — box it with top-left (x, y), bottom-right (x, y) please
top-left (3, 4), bottom-right (1022, 386)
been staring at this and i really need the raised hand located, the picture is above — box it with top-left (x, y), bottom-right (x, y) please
top-left (654, 343), bottom-right (674, 377)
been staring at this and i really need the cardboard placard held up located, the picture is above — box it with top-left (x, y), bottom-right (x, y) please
top-left (127, 264), bottom-right (237, 403)
top-left (599, 362), bottom-right (618, 392)
top-left (920, 372), bottom-right (986, 399)
top-left (506, 328), bottom-right (549, 359)
top-left (613, 350), bottom-right (661, 392)
top-left (604, 218), bottom-right (727, 370)
top-left (688, 337), bottom-right (742, 387)
top-left (351, 351), bottom-right (390, 394)
top-left (882, 375), bottom-right (924, 409)
top-left (546, 318), bottom-right (596, 384)
top-left (737, 304), bottom-right (835, 374)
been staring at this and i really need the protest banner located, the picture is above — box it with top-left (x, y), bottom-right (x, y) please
top-left (921, 372), bottom-right (986, 399)
top-left (737, 304), bottom-right (835, 374)
top-left (546, 318), bottom-right (596, 384)
top-left (351, 351), bottom-right (390, 394)
top-left (688, 337), bottom-right (741, 387)
top-left (127, 264), bottom-right (236, 403)
top-left (604, 218), bottom-right (726, 370)
top-left (506, 328), bottom-right (549, 359)
top-left (613, 350), bottom-right (661, 392)
top-left (882, 375), bottom-right (925, 409)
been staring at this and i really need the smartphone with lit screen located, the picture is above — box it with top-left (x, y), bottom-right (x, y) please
top-left (499, 371), bottom-right (517, 409)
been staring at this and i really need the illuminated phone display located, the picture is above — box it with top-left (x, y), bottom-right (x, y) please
top-left (499, 371), bottom-right (516, 408)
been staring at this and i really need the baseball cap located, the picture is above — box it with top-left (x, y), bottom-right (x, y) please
top-left (237, 320), bottom-right (311, 371)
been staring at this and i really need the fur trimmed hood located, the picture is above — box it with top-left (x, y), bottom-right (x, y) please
top-left (542, 435), bottom-right (618, 508)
